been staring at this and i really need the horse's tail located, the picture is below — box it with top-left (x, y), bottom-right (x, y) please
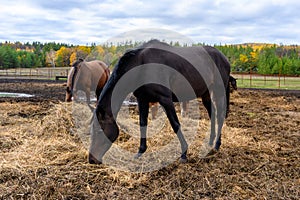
top-left (104, 67), bottom-right (110, 82)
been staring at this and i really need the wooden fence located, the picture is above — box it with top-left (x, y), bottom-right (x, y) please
top-left (0, 68), bottom-right (299, 90)
top-left (232, 73), bottom-right (300, 90)
top-left (0, 67), bottom-right (70, 80)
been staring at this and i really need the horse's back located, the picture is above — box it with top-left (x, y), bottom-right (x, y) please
top-left (202, 46), bottom-right (231, 79)
top-left (86, 60), bottom-right (107, 72)
top-left (85, 60), bottom-right (110, 90)
top-left (135, 42), bottom-right (230, 100)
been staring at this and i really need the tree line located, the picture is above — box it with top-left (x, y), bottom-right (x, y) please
top-left (0, 41), bottom-right (299, 75)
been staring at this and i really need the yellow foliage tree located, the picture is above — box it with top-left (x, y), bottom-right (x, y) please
top-left (77, 46), bottom-right (91, 55)
top-left (56, 46), bottom-right (72, 67)
top-left (73, 46), bottom-right (91, 60)
top-left (95, 46), bottom-right (105, 56)
top-left (250, 51), bottom-right (258, 62)
top-left (109, 45), bottom-right (116, 54)
top-left (69, 52), bottom-right (77, 66)
top-left (239, 54), bottom-right (248, 63)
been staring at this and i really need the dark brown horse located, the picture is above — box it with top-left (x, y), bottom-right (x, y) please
top-left (150, 75), bottom-right (237, 119)
top-left (65, 59), bottom-right (110, 103)
top-left (89, 40), bottom-right (231, 164)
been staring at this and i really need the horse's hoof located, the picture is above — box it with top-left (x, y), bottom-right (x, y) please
top-left (180, 154), bottom-right (188, 163)
top-left (88, 153), bottom-right (102, 164)
top-left (134, 153), bottom-right (143, 159)
top-left (180, 157), bottom-right (188, 163)
top-left (207, 148), bottom-right (218, 156)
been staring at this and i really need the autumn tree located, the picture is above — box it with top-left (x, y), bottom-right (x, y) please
top-left (56, 46), bottom-right (71, 67)
top-left (46, 49), bottom-right (56, 67)
top-left (86, 45), bottom-right (105, 61)
top-left (76, 46), bottom-right (91, 59)
top-left (69, 52), bottom-right (77, 65)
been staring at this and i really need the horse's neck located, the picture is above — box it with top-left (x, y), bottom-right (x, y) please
top-left (98, 76), bottom-right (123, 118)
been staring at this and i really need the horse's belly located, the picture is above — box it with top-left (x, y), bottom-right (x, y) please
top-left (170, 79), bottom-right (208, 101)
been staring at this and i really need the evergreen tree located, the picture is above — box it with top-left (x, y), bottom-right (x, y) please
top-left (0, 46), bottom-right (19, 68)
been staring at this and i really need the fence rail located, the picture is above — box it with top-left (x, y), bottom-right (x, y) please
top-left (0, 68), bottom-right (299, 90)
top-left (232, 73), bottom-right (300, 90)
top-left (0, 67), bottom-right (70, 80)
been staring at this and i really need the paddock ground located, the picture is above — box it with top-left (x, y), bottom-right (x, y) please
top-left (0, 79), bottom-right (299, 199)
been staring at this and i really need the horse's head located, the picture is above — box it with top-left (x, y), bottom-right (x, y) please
top-left (89, 104), bottom-right (119, 164)
top-left (229, 76), bottom-right (237, 90)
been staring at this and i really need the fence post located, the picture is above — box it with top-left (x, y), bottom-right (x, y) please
top-left (278, 74), bottom-right (281, 89)
top-left (249, 71), bottom-right (252, 88)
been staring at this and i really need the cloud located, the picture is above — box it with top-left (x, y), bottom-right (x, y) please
top-left (0, 0), bottom-right (299, 45)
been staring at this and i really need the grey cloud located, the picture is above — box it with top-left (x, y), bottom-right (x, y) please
top-left (0, 0), bottom-right (300, 45)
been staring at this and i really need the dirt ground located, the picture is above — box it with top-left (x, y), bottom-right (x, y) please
top-left (0, 78), bottom-right (299, 199)
top-left (0, 79), bottom-right (66, 102)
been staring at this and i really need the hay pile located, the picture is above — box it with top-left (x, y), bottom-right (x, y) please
top-left (0, 89), bottom-right (299, 199)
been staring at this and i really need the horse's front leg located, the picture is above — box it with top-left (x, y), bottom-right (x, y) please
top-left (85, 89), bottom-right (91, 104)
top-left (160, 97), bottom-right (188, 163)
top-left (85, 89), bottom-right (95, 112)
top-left (135, 100), bottom-right (149, 159)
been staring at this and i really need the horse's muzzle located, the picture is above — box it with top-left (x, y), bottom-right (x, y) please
top-left (88, 153), bottom-right (102, 164)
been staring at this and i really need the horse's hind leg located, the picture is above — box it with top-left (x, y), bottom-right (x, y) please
top-left (205, 89), bottom-right (226, 151)
top-left (215, 96), bottom-right (226, 150)
top-left (135, 99), bottom-right (149, 159)
top-left (150, 103), bottom-right (158, 120)
top-left (180, 101), bottom-right (189, 117)
top-left (160, 97), bottom-right (188, 163)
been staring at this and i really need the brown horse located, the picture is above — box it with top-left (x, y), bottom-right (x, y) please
top-left (65, 59), bottom-right (110, 103)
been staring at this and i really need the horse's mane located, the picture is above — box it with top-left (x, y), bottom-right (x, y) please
top-left (98, 47), bottom-right (142, 102)
top-left (98, 39), bottom-right (169, 102)
top-left (70, 58), bottom-right (84, 94)
top-left (72, 58), bottom-right (84, 68)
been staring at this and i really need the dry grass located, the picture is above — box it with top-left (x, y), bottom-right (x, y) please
top-left (0, 89), bottom-right (299, 199)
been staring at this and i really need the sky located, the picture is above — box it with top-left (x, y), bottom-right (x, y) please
top-left (0, 0), bottom-right (300, 45)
